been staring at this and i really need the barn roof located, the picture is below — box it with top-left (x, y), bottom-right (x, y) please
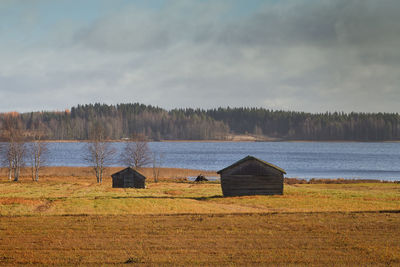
top-left (217, 155), bottom-right (286, 174)
top-left (111, 167), bottom-right (146, 179)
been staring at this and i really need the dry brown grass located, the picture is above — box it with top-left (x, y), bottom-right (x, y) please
top-left (0, 167), bottom-right (399, 265)
top-left (0, 197), bottom-right (43, 206)
top-left (1, 168), bottom-right (399, 216)
top-left (0, 166), bottom-right (217, 182)
top-left (0, 212), bottom-right (399, 266)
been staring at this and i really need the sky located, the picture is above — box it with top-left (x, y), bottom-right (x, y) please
top-left (1, 0), bottom-right (400, 113)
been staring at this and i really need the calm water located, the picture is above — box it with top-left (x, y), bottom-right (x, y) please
top-left (44, 141), bottom-right (400, 181)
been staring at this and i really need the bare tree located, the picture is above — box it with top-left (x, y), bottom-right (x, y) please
top-left (28, 132), bottom-right (48, 181)
top-left (11, 142), bottom-right (25, 181)
top-left (122, 134), bottom-right (151, 170)
top-left (152, 152), bottom-right (163, 183)
top-left (0, 142), bottom-right (15, 181)
top-left (1, 116), bottom-right (26, 181)
top-left (85, 124), bottom-right (115, 183)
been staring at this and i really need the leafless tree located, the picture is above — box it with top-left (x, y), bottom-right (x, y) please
top-left (13, 143), bottom-right (25, 181)
top-left (0, 142), bottom-right (15, 181)
top-left (1, 116), bottom-right (26, 181)
top-left (122, 134), bottom-right (152, 170)
top-left (152, 152), bottom-right (164, 183)
top-left (85, 124), bottom-right (115, 183)
top-left (28, 132), bottom-right (48, 181)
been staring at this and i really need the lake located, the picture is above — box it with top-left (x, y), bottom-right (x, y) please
top-left (41, 141), bottom-right (400, 181)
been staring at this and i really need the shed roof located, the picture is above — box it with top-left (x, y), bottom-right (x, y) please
top-left (217, 155), bottom-right (286, 174)
top-left (111, 167), bottom-right (146, 179)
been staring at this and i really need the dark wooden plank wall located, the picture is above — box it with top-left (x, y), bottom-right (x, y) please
top-left (220, 159), bottom-right (284, 196)
top-left (112, 169), bottom-right (146, 188)
top-left (132, 174), bottom-right (145, 188)
top-left (122, 173), bottom-right (145, 188)
top-left (112, 176), bottom-right (124, 188)
top-left (124, 173), bottom-right (135, 188)
top-left (221, 175), bottom-right (283, 196)
top-left (222, 161), bottom-right (282, 177)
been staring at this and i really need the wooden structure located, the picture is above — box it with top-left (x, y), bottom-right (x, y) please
top-left (195, 174), bottom-right (208, 182)
top-left (217, 156), bottom-right (286, 196)
top-left (111, 167), bottom-right (146, 188)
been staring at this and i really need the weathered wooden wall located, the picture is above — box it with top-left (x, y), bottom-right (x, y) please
top-left (112, 168), bottom-right (145, 188)
top-left (220, 159), bottom-right (284, 196)
top-left (112, 176), bottom-right (124, 188)
top-left (125, 173), bottom-right (145, 188)
top-left (221, 174), bottom-right (283, 196)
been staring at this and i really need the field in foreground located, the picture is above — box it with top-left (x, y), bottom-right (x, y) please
top-left (0, 167), bottom-right (399, 265)
top-left (1, 212), bottom-right (399, 266)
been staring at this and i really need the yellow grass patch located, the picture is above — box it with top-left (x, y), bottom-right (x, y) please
top-left (0, 170), bottom-right (399, 216)
top-left (164, 190), bottom-right (184, 196)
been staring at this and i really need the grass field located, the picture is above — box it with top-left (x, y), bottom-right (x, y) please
top-left (1, 212), bottom-right (399, 266)
top-left (0, 167), bottom-right (399, 265)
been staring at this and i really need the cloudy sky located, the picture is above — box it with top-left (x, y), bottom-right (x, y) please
top-left (1, 0), bottom-right (400, 113)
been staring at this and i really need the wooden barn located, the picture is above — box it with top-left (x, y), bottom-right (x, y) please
top-left (111, 167), bottom-right (146, 188)
top-left (217, 156), bottom-right (286, 196)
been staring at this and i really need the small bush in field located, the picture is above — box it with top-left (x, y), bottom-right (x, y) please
top-left (125, 257), bottom-right (142, 264)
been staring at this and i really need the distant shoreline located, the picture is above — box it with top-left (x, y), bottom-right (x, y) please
top-left (0, 166), bottom-right (397, 183)
top-left (42, 139), bottom-right (400, 143)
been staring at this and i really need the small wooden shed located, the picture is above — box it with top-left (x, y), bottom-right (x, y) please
top-left (217, 156), bottom-right (286, 196)
top-left (111, 167), bottom-right (146, 188)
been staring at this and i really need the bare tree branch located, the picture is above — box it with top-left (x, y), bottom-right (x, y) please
top-left (1, 116), bottom-right (26, 181)
top-left (121, 134), bottom-right (151, 170)
top-left (152, 152), bottom-right (163, 183)
top-left (85, 123), bottom-right (115, 183)
top-left (28, 131), bottom-right (48, 181)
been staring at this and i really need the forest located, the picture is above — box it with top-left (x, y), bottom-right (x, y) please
top-left (1, 103), bottom-right (400, 141)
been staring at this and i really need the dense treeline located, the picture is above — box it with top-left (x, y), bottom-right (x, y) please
top-left (1, 103), bottom-right (400, 141)
top-left (205, 108), bottom-right (400, 141)
top-left (0, 103), bottom-right (229, 141)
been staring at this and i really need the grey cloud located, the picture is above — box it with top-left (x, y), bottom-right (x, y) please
top-left (75, 16), bottom-right (171, 52)
top-left (218, 4), bottom-right (338, 47)
top-left (2, 0), bottom-right (400, 113)
top-left (218, 0), bottom-right (400, 48)
top-left (73, 1), bottom-right (222, 52)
